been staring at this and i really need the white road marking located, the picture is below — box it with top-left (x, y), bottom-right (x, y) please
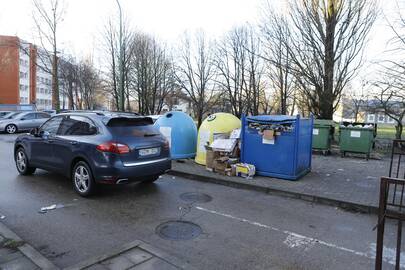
top-left (195, 206), bottom-right (405, 268)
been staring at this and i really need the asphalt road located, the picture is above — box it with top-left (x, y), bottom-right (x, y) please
top-left (0, 133), bottom-right (402, 269)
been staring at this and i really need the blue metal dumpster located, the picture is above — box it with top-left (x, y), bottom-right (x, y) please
top-left (154, 111), bottom-right (197, 160)
top-left (240, 115), bottom-right (313, 180)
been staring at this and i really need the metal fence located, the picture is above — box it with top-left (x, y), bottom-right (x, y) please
top-left (376, 140), bottom-right (405, 270)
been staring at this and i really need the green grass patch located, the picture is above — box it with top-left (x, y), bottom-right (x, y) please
top-left (0, 237), bottom-right (25, 250)
top-left (377, 125), bottom-right (397, 139)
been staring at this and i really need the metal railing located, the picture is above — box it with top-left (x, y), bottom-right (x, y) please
top-left (376, 139), bottom-right (405, 270)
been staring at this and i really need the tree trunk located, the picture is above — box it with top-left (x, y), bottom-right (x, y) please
top-left (396, 124), bottom-right (403, 139)
top-left (52, 53), bottom-right (60, 111)
top-left (321, 0), bottom-right (337, 120)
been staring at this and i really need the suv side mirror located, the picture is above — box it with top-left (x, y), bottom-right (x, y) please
top-left (30, 128), bottom-right (39, 137)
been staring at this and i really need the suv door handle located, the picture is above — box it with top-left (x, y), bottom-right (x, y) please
top-left (70, 141), bottom-right (78, 145)
top-left (47, 139), bottom-right (54, 143)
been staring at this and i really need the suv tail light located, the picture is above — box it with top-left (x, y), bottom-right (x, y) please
top-left (96, 142), bottom-right (130, 154)
top-left (163, 139), bottom-right (170, 150)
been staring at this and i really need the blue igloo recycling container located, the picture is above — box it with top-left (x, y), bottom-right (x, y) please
top-left (154, 111), bottom-right (197, 160)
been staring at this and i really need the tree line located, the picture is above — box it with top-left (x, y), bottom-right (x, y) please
top-left (30, 0), bottom-right (405, 138)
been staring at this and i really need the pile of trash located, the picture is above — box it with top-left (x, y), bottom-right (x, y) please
top-left (204, 128), bottom-right (255, 179)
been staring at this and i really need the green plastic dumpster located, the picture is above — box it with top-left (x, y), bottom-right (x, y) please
top-left (339, 123), bottom-right (376, 160)
top-left (312, 120), bottom-right (335, 155)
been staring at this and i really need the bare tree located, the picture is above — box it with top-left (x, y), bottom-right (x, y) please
top-left (32, 0), bottom-right (65, 111)
top-left (128, 33), bottom-right (175, 115)
top-left (370, 1), bottom-right (405, 139)
top-left (174, 31), bottom-right (217, 127)
top-left (372, 82), bottom-right (405, 139)
top-left (100, 11), bottom-right (136, 111)
top-left (260, 8), bottom-right (296, 115)
top-left (76, 58), bottom-right (102, 110)
top-left (59, 56), bottom-right (77, 110)
top-left (215, 27), bottom-right (249, 117)
top-left (214, 25), bottom-right (265, 117)
top-left (285, 0), bottom-right (377, 119)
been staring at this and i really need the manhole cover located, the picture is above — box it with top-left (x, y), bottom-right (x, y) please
top-left (179, 192), bottom-right (212, 203)
top-left (156, 221), bottom-right (202, 240)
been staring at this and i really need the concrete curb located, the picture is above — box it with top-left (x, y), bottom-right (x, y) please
top-left (64, 239), bottom-right (197, 270)
top-left (168, 169), bottom-right (379, 215)
top-left (0, 222), bottom-right (59, 270)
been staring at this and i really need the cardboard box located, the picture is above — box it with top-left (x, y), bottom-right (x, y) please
top-left (205, 145), bottom-right (220, 171)
top-left (235, 163), bottom-right (256, 178)
top-left (230, 128), bottom-right (241, 139)
top-left (211, 138), bottom-right (237, 153)
top-left (263, 129), bottom-right (275, 140)
top-left (214, 156), bottom-right (230, 174)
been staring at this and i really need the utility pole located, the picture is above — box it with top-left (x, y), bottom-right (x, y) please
top-left (116, 0), bottom-right (125, 111)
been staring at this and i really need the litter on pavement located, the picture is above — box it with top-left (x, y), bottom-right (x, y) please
top-left (0, 215), bottom-right (5, 220)
top-left (38, 204), bottom-right (66, 214)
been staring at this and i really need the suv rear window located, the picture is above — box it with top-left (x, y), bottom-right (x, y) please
top-left (106, 117), bottom-right (159, 137)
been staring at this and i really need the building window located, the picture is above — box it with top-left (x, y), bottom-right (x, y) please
top-left (20, 84), bottom-right (28, 92)
top-left (378, 114), bottom-right (385, 123)
top-left (19, 72), bottom-right (27, 79)
top-left (368, 114), bottom-right (375, 122)
top-left (387, 116), bottom-right (395, 123)
top-left (20, 97), bottom-right (28, 104)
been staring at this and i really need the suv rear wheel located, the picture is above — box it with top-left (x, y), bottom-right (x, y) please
top-left (15, 148), bottom-right (36, 175)
top-left (72, 161), bottom-right (95, 197)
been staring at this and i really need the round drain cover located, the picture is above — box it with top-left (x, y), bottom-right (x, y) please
top-left (180, 192), bottom-right (212, 203)
top-left (156, 221), bottom-right (202, 240)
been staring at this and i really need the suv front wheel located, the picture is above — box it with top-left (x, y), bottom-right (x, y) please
top-left (15, 148), bottom-right (36, 175)
top-left (72, 161), bottom-right (95, 197)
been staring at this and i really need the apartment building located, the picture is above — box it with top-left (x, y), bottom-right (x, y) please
top-left (0, 35), bottom-right (57, 110)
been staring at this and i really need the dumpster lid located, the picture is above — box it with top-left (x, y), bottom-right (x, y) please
top-left (246, 115), bottom-right (296, 123)
top-left (314, 119), bottom-right (334, 127)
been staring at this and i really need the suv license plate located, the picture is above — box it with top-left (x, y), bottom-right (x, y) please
top-left (139, 147), bottom-right (159, 156)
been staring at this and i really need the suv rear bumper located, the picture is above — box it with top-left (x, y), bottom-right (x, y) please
top-left (93, 158), bottom-right (171, 183)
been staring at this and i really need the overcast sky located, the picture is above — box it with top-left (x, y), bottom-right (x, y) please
top-left (0, 0), bottom-right (400, 90)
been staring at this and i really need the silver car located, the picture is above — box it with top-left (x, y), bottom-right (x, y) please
top-left (0, 111), bottom-right (12, 118)
top-left (0, 112), bottom-right (51, 134)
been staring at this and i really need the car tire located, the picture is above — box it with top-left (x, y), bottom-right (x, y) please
top-left (143, 175), bottom-right (159, 184)
top-left (5, 124), bottom-right (17, 134)
top-left (72, 161), bottom-right (96, 197)
top-left (15, 148), bottom-right (36, 175)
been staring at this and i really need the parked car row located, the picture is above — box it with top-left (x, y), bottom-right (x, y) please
top-left (0, 111), bottom-right (51, 134)
top-left (13, 111), bottom-right (171, 197)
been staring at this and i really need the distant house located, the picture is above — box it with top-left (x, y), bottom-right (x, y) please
top-left (333, 96), bottom-right (366, 122)
top-left (333, 97), bottom-right (403, 124)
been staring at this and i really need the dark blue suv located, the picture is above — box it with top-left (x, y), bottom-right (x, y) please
top-left (14, 112), bottom-right (171, 196)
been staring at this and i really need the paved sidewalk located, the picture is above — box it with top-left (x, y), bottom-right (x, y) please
top-left (170, 154), bottom-right (391, 213)
top-left (0, 222), bottom-right (58, 270)
top-left (65, 240), bottom-right (195, 270)
top-left (0, 222), bottom-right (194, 270)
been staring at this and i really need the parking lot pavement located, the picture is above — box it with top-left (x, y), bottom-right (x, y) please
top-left (171, 154), bottom-right (389, 212)
top-left (0, 133), bottom-right (403, 270)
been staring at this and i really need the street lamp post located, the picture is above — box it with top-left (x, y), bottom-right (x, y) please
top-left (116, 0), bottom-right (125, 111)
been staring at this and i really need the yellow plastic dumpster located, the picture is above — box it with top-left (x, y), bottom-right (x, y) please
top-left (195, 113), bottom-right (241, 165)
